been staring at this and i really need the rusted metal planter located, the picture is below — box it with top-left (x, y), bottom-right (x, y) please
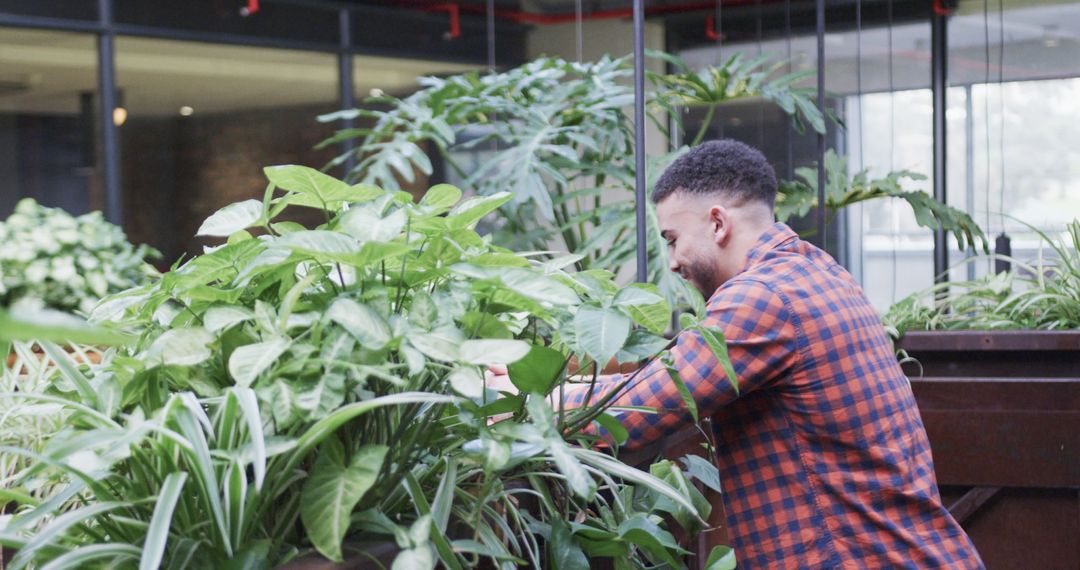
top-left (897, 330), bottom-right (1080, 570)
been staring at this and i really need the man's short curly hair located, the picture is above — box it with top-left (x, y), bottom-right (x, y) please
top-left (651, 139), bottom-right (777, 208)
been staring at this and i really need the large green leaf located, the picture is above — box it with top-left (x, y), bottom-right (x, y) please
top-left (409, 330), bottom-right (461, 362)
top-left (446, 192), bottom-right (513, 229)
top-left (143, 328), bottom-right (214, 367)
top-left (616, 515), bottom-right (687, 568)
top-left (705, 545), bottom-right (738, 570)
top-left (574, 305), bottom-right (631, 367)
top-left (549, 520), bottom-right (589, 570)
top-left (339, 205), bottom-right (406, 243)
top-left (301, 438), bottom-right (388, 562)
top-left (506, 344), bottom-right (565, 395)
top-left (203, 306), bottom-right (255, 334)
top-left (197, 200), bottom-right (263, 237)
top-left (458, 339), bottom-right (530, 365)
top-left (265, 165), bottom-right (382, 209)
top-left (327, 298), bottom-right (391, 350)
top-left (228, 339), bottom-right (290, 388)
top-left (419, 183), bottom-right (463, 211)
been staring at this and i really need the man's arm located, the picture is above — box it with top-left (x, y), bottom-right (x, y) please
top-left (564, 279), bottom-right (800, 451)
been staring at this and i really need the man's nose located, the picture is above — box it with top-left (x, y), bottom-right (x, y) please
top-left (669, 257), bottom-right (680, 273)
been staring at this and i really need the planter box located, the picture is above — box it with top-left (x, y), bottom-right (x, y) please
top-left (897, 330), bottom-right (1080, 570)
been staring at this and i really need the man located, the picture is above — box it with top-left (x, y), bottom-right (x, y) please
top-left (492, 140), bottom-right (983, 568)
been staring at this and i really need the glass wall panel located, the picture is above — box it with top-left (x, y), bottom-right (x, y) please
top-left (0, 0), bottom-right (96, 21)
top-left (115, 37), bottom-right (340, 263)
top-left (947, 0), bottom-right (1080, 282)
top-left (0, 27), bottom-right (101, 217)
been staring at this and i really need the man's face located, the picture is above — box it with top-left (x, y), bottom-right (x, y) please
top-left (656, 193), bottom-right (724, 299)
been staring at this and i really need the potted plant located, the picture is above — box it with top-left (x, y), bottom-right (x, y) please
top-left (0, 167), bottom-right (729, 569)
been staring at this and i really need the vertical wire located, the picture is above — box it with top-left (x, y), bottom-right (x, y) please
top-left (815, 0), bottom-right (827, 249)
top-left (984, 0), bottom-right (992, 273)
top-left (716, 0), bottom-right (725, 139)
top-left (486, 0), bottom-right (498, 154)
top-left (997, 0), bottom-right (1006, 231)
top-left (756, 0), bottom-right (764, 151)
top-left (784, 0), bottom-right (793, 180)
top-left (575, 0), bottom-right (584, 63)
top-left (855, 0), bottom-right (865, 282)
top-left (888, 0), bottom-right (899, 303)
top-left (633, 0), bottom-right (648, 282)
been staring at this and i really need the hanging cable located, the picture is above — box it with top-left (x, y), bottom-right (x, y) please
top-left (575, 0), bottom-right (584, 63)
top-left (716, 0), bottom-right (724, 140)
top-left (756, 0), bottom-right (764, 151)
top-left (486, 0), bottom-right (498, 153)
top-left (994, 0), bottom-right (1011, 273)
top-left (855, 0), bottom-right (865, 282)
top-left (983, 0), bottom-right (992, 274)
top-left (784, 0), bottom-right (793, 180)
top-left (888, 0), bottom-right (899, 303)
top-left (855, 0), bottom-right (863, 173)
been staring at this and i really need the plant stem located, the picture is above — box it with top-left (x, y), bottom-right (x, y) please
top-left (691, 104), bottom-right (718, 147)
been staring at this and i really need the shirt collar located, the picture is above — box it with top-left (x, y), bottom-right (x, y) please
top-left (740, 222), bottom-right (799, 273)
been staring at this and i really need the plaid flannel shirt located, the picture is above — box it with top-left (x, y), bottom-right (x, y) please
top-left (566, 222), bottom-right (983, 569)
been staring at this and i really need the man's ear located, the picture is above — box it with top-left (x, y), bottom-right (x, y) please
top-left (709, 205), bottom-right (730, 246)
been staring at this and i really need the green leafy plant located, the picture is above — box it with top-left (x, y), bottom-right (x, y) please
top-left (1, 167), bottom-right (727, 568)
top-left (884, 219), bottom-right (1080, 336)
top-left (647, 50), bottom-right (827, 145)
top-left (776, 150), bottom-right (990, 254)
top-left (319, 53), bottom-right (826, 309)
top-left (0, 198), bottom-right (158, 314)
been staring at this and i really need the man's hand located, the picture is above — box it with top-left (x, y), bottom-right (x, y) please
top-left (485, 363), bottom-right (519, 396)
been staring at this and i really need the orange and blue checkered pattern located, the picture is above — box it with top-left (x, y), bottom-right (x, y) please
top-left (566, 223), bottom-right (983, 569)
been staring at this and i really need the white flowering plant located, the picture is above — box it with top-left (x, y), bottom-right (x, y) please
top-left (0, 198), bottom-right (158, 314)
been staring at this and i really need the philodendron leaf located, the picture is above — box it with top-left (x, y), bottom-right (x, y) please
top-left (705, 545), bottom-right (738, 570)
top-left (446, 192), bottom-right (513, 229)
top-left (409, 330), bottom-right (461, 362)
top-left (327, 298), bottom-right (391, 350)
top-left (339, 205), bottom-right (407, 243)
top-left (197, 199), bottom-right (263, 237)
top-left (448, 366), bottom-right (484, 398)
top-left (419, 183), bottom-right (463, 211)
top-left (458, 339), bottom-right (531, 366)
top-left (143, 328), bottom-right (214, 367)
top-left (616, 515), bottom-right (688, 568)
top-left (549, 520), bottom-right (589, 570)
top-left (203, 306), bottom-right (255, 334)
top-left (301, 438), bottom-right (388, 562)
top-left (264, 165), bottom-right (383, 209)
top-left (228, 339), bottom-right (290, 388)
top-left (501, 268), bottom-right (580, 306)
top-left (574, 304), bottom-right (631, 368)
top-left (506, 344), bottom-right (565, 395)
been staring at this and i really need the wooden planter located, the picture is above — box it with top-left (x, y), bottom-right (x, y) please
top-left (897, 330), bottom-right (1080, 570)
top-left (5, 347), bottom-right (102, 371)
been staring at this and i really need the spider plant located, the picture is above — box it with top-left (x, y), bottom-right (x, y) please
top-left (884, 218), bottom-right (1080, 335)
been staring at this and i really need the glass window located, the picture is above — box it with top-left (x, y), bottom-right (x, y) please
top-left (947, 0), bottom-right (1080, 281)
top-left (115, 37), bottom-right (340, 262)
top-left (0, 27), bottom-right (101, 217)
top-left (0, 0), bottom-right (96, 21)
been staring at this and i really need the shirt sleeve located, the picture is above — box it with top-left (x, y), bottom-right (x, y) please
top-left (564, 278), bottom-right (800, 451)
